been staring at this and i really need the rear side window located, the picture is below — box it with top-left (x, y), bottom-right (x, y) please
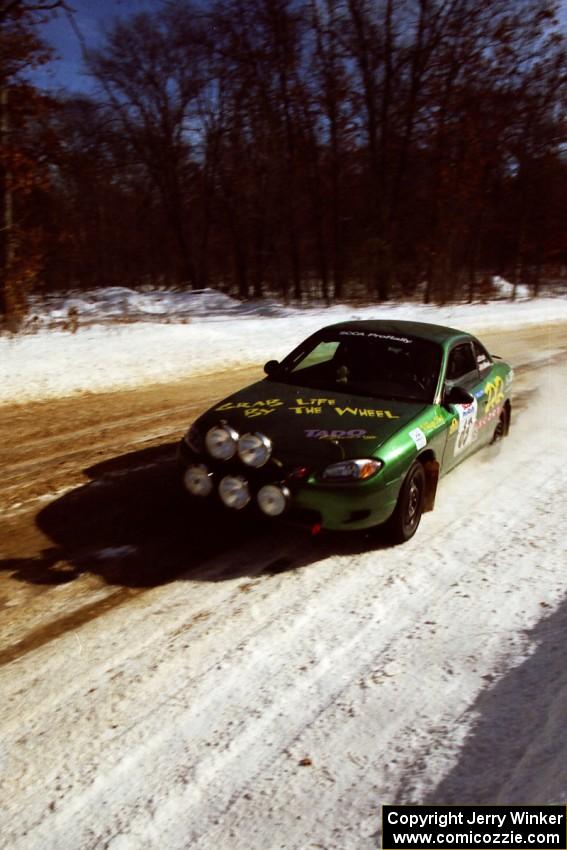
top-left (446, 342), bottom-right (479, 388)
top-left (472, 340), bottom-right (493, 376)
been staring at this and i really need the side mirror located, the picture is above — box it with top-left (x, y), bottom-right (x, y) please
top-left (264, 359), bottom-right (280, 376)
top-left (444, 385), bottom-right (475, 406)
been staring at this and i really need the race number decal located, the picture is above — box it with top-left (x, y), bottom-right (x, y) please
top-left (454, 398), bottom-right (478, 455)
top-left (484, 375), bottom-right (505, 414)
top-left (409, 427), bottom-right (427, 450)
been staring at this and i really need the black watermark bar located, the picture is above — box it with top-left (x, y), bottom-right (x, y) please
top-left (382, 805), bottom-right (567, 850)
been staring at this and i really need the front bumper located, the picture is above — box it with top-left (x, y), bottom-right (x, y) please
top-left (178, 438), bottom-right (400, 531)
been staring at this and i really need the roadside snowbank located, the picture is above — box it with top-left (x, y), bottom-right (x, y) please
top-left (24, 279), bottom-right (534, 327)
top-left (2, 293), bottom-right (567, 405)
top-left (26, 286), bottom-right (291, 325)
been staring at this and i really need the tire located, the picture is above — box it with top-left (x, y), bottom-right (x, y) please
top-left (385, 461), bottom-right (426, 544)
top-left (491, 405), bottom-right (509, 443)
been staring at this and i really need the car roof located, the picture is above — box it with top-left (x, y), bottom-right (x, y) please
top-left (319, 319), bottom-right (469, 345)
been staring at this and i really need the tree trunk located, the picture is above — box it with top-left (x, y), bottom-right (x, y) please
top-left (0, 85), bottom-right (16, 322)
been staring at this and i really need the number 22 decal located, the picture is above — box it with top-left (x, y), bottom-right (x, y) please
top-left (484, 375), bottom-right (505, 414)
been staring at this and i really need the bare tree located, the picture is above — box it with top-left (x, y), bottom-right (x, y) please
top-left (90, 4), bottom-right (208, 288)
top-left (0, 0), bottom-right (63, 324)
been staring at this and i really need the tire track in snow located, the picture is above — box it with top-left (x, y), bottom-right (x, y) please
top-left (1, 341), bottom-right (566, 850)
top-left (4, 367), bottom-right (566, 850)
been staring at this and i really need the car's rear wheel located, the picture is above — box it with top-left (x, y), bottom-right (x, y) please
top-left (385, 461), bottom-right (425, 544)
top-left (491, 405), bottom-right (509, 443)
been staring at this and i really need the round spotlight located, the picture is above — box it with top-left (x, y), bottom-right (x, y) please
top-left (183, 464), bottom-right (213, 497)
top-left (218, 475), bottom-right (251, 510)
top-left (205, 424), bottom-right (238, 460)
top-left (238, 432), bottom-right (272, 468)
top-left (257, 483), bottom-right (290, 517)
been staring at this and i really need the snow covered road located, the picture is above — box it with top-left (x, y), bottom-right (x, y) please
top-left (1, 322), bottom-right (566, 850)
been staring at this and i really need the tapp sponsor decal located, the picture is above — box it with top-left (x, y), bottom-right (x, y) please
top-left (304, 428), bottom-right (375, 440)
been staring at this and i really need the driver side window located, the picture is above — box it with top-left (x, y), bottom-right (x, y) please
top-left (446, 342), bottom-right (479, 390)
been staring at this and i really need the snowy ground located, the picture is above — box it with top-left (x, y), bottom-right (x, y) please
top-left (1, 291), bottom-right (566, 850)
top-left (2, 287), bottom-right (567, 404)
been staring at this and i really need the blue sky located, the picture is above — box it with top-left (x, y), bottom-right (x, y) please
top-left (29, 0), bottom-right (567, 94)
top-left (29, 0), bottom-right (157, 92)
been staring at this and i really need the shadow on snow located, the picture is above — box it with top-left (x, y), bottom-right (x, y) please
top-left (1, 441), bottom-right (388, 589)
top-left (416, 599), bottom-right (567, 805)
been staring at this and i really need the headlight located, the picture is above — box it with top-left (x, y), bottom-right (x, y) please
top-left (183, 464), bottom-right (213, 496)
top-left (320, 459), bottom-right (383, 482)
top-left (205, 424), bottom-right (238, 460)
top-left (238, 432), bottom-right (272, 467)
top-left (218, 475), bottom-right (251, 509)
top-left (257, 484), bottom-right (290, 516)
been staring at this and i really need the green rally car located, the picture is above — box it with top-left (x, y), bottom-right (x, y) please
top-left (178, 320), bottom-right (513, 542)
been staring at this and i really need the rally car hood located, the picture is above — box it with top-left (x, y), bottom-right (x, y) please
top-left (195, 378), bottom-right (427, 466)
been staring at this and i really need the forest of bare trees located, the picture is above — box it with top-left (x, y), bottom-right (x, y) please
top-left (1, 0), bottom-right (566, 325)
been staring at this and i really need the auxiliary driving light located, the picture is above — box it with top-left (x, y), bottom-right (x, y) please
top-left (183, 464), bottom-right (213, 497)
top-left (205, 424), bottom-right (238, 460)
top-left (218, 475), bottom-right (251, 510)
top-left (257, 484), bottom-right (290, 517)
top-left (237, 432), bottom-right (272, 468)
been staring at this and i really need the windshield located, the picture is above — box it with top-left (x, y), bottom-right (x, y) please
top-left (269, 330), bottom-right (442, 403)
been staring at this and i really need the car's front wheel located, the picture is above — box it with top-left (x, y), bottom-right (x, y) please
top-left (385, 461), bottom-right (426, 544)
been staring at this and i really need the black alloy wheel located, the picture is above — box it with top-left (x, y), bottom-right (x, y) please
top-left (385, 461), bottom-right (426, 544)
